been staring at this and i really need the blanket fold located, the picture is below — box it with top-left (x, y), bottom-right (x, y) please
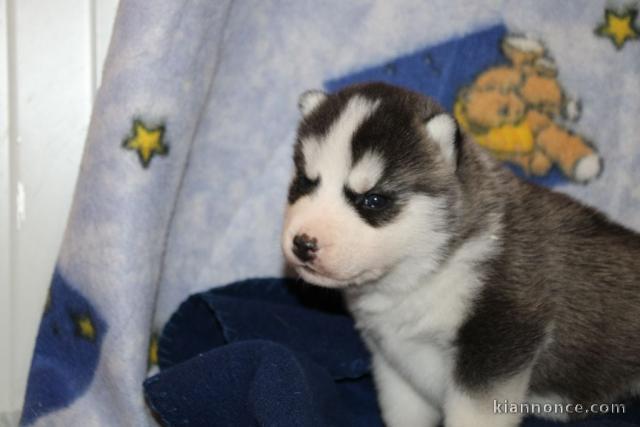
top-left (146, 279), bottom-right (640, 427)
top-left (145, 278), bottom-right (381, 427)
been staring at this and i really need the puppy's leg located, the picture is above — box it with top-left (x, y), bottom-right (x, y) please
top-left (443, 369), bottom-right (531, 427)
top-left (444, 278), bottom-right (548, 427)
top-left (372, 354), bottom-right (441, 427)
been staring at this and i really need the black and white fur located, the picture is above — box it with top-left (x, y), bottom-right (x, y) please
top-left (282, 82), bottom-right (640, 427)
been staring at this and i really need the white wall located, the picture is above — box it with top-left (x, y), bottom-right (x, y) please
top-left (0, 0), bottom-right (119, 418)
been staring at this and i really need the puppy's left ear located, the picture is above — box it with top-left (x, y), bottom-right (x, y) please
top-left (425, 113), bottom-right (460, 166)
top-left (298, 90), bottom-right (327, 116)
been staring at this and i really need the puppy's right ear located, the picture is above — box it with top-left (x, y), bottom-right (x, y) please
top-left (298, 90), bottom-right (327, 116)
top-left (425, 113), bottom-right (459, 166)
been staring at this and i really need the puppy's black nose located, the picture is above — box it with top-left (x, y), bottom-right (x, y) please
top-left (293, 234), bottom-right (318, 262)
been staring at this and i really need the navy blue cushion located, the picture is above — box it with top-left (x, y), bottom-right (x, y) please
top-left (144, 278), bottom-right (640, 426)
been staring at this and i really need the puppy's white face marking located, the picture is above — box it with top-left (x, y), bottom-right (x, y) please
top-left (347, 150), bottom-right (385, 194)
top-left (300, 137), bottom-right (322, 180)
top-left (283, 93), bottom-right (452, 289)
top-left (301, 96), bottom-right (380, 186)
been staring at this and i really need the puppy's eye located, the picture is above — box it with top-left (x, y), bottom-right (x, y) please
top-left (361, 193), bottom-right (389, 210)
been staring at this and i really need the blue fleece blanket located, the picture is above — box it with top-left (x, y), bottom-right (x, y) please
top-left (20, 1), bottom-right (640, 425)
top-left (144, 279), bottom-right (640, 427)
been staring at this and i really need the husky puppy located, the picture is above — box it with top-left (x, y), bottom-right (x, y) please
top-left (281, 82), bottom-right (640, 427)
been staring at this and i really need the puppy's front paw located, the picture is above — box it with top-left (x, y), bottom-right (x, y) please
top-left (444, 387), bottom-right (523, 427)
top-left (445, 410), bottom-right (520, 427)
top-left (373, 356), bottom-right (441, 427)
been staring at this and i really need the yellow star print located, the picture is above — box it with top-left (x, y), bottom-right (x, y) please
top-left (123, 120), bottom-right (169, 168)
top-left (73, 313), bottom-right (97, 342)
top-left (596, 8), bottom-right (639, 50)
top-left (148, 334), bottom-right (159, 368)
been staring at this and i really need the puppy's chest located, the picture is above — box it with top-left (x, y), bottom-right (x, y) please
top-left (352, 254), bottom-right (482, 342)
top-left (348, 263), bottom-right (482, 400)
